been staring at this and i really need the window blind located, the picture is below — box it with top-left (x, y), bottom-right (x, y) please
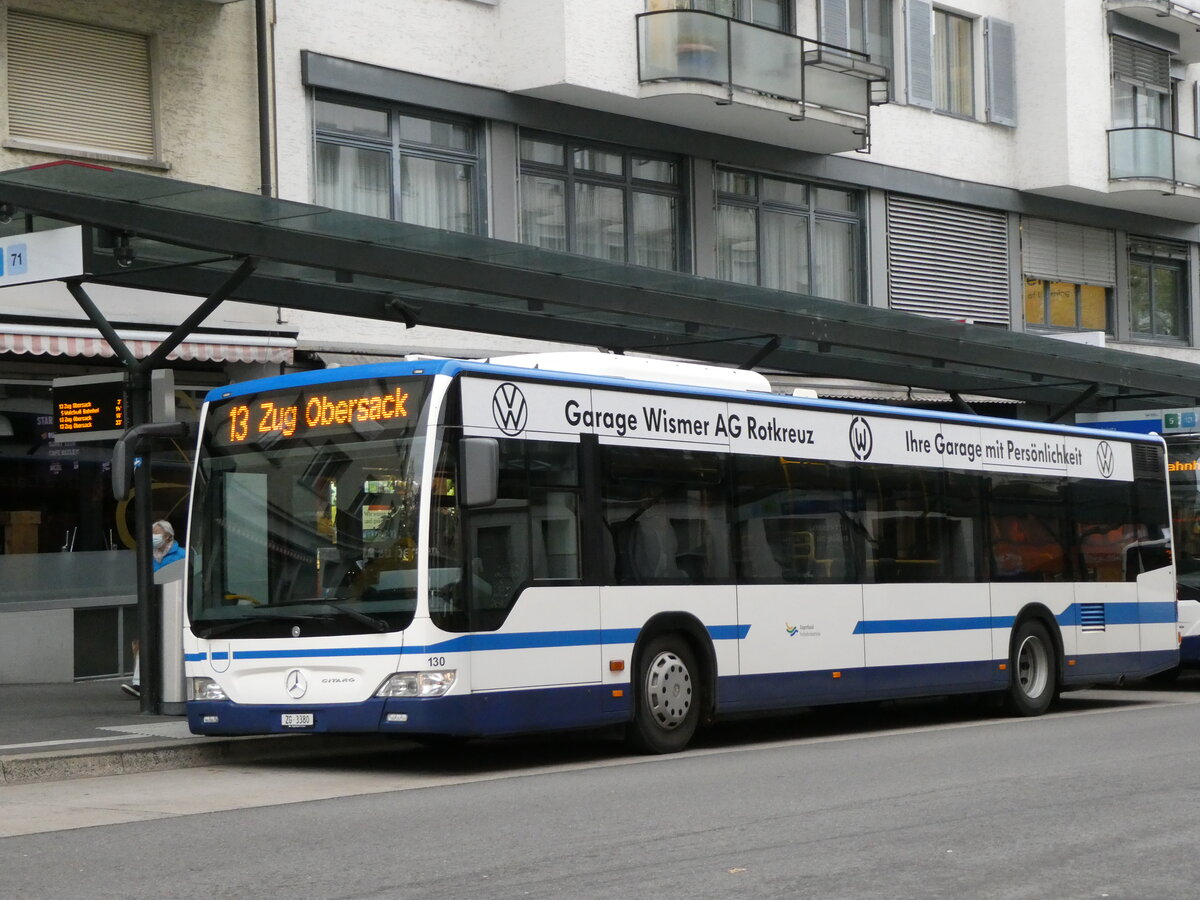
top-left (7, 10), bottom-right (156, 158)
top-left (1021, 219), bottom-right (1116, 287)
top-left (1111, 36), bottom-right (1170, 90)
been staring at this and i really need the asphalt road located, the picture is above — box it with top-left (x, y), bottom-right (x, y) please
top-left (4, 683), bottom-right (1200, 899)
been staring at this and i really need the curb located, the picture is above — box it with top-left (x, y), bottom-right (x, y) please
top-left (0, 734), bottom-right (401, 786)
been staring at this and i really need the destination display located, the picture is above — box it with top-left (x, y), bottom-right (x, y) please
top-left (210, 377), bottom-right (428, 449)
top-left (461, 376), bottom-right (1138, 482)
top-left (52, 373), bottom-right (126, 442)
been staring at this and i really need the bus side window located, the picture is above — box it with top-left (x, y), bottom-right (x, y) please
top-left (601, 445), bottom-right (729, 585)
top-left (987, 474), bottom-right (1075, 582)
top-left (462, 439), bottom-right (582, 630)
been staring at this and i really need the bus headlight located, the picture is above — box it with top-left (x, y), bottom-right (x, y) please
top-left (191, 677), bottom-right (227, 701)
top-left (375, 671), bottom-right (456, 698)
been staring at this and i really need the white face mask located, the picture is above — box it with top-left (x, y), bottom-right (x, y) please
top-left (152, 534), bottom-right (165, 549)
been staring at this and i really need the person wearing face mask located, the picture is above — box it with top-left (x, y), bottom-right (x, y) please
top-left (122, 520), bottom-right (184, 698)
top-left (151, 519), bottom-right (184, 570)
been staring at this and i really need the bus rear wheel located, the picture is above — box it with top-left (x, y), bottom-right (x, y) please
top-left (1005, 620), bottom-right (1057, 716)
top-left (626, 635), bottom-right (700, 754)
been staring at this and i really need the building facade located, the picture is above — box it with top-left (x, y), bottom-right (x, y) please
top-left (3, 0), bottom-right (1200, 680)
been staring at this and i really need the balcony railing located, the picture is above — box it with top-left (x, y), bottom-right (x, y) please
top-left (636, 10), bottom-right (888, 118)
top-left (1109, 127), bottom-right (1200, 188)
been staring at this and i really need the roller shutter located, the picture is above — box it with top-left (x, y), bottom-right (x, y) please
top-left (886, 195), bottom-right (1010, 325)
top-left (1111, 35), bottom-right (1170, 90)
top-left (6, 10), bottom-right (156, 158)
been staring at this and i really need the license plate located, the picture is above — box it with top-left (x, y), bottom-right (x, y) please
top-left (281, 713), bottom-right (314, 728)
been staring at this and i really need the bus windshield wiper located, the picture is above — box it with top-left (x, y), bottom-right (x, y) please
top-left (272, 597), bottom-right (391, 633)
top-left (197, 612), bottom-right (331, 639)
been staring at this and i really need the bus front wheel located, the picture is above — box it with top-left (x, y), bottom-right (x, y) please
top-left (1005, 620), bottom-right (1057, 716)
top-left (626, 634), bottom-right (701, 754)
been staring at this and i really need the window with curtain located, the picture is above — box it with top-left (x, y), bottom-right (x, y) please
top-left (1129, 239), bottom-right (1188, 341)
top-left (313, 96), bottom-right (481, 232)
top-left (933, 8), bottom-right (973, 116)
top-left (715, 168), bottom-right (861, 302)
top-left (518, 133), bottom-right (685, 270)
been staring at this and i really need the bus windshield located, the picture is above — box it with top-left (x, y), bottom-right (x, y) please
top-left (189, 375), bottom-right (435, 639)
top-left (1169, 436), bottom-right (1200, 598)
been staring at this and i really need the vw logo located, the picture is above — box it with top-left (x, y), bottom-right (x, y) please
top-left (285, 669), bottom-right (308, 699)
top-left (1096, 441), bottom-right (1115, 479)
top-left (492, 382), bottom-right (528, 436)
top-left (848, 416), bottom-right (873, 460)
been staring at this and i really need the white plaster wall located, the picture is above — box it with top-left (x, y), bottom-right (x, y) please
top-left (0, 609), bottom-right (73, 683)
top-left (509, 0), bottom-right (640, 97)
top-left (854, 0), bottom-right (1022, 188)
top-left (502, 0), bottom-right (569, 93)
top-left (863, 104), bottom-right (1016, 187)
top-left (1012, 2), bottom-right (1111, 194)
top-left (0, 0), bottom-right (260, 191)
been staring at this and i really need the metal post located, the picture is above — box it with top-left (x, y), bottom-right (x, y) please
top-left (128, 370), bottom-right (159, 715)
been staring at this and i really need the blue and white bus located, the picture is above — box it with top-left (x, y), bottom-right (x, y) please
top-left (184, 353), bottom-right (1177, 752)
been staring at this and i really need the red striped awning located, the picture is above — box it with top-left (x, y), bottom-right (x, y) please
top-left (0, 328), bottom-right (295, 364)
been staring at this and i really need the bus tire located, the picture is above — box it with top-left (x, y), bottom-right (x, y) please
top-left (626, 634), bottom-right (701, 754)
top-left (1005, 619), bottom-right (1057, 717)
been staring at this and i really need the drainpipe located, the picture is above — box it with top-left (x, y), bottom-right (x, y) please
top-left (256, 0), bottom-right (273, 197)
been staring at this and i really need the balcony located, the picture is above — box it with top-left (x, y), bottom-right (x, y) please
top-left (1107, 127), bottom-right (1200, 218)
top-left (635, 10), bottom-right (888, 154)
top-left (1106, 1), bottom-right (1200, 62)
top-left (1109, 127), bottom-right (1200, 186)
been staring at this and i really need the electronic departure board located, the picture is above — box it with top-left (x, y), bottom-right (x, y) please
top-left (52, 373), bottom-right (127, 442)
top-left (209, 377), bottom-right (429, 450)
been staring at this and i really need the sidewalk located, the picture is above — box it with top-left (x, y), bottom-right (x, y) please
top-left (0, 681), bottom-right (394, 785)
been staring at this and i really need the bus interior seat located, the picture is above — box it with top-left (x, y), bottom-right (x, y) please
top-left (738, 517), bottom-right (783, 580)
top-left (629, 510), bottom-right (688, 582)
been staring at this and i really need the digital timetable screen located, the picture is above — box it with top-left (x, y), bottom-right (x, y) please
top-left (209, 377), bottom-right (429, 450)
top-left (52, 374), bottom-right (127, 441)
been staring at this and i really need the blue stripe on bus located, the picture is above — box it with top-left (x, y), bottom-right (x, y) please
top-left (851, 602), bottom-right (1177, 636)
top-left (853, 616), bottom-right (1009, 635)
top-left (185, 623), bottom-right (752, 662)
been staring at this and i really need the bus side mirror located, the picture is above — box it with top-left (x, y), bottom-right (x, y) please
top-left (112, 437), bottom-right (134, 501)
top-left (459, 437), bottom-right (498, 508)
